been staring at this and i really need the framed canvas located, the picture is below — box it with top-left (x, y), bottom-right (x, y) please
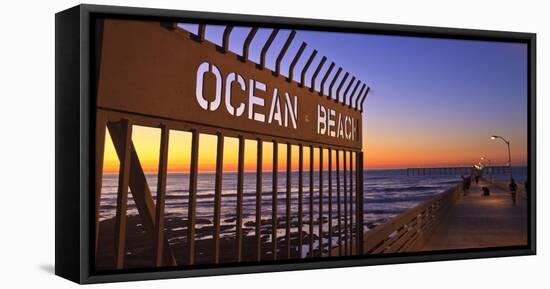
top-left (55, 4), bottom-right (536, 284)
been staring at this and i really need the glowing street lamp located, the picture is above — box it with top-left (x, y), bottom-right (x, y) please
top-left (491, 135), bottom-right (513, 181)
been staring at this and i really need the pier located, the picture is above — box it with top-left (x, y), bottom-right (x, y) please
top-left (346, 178), bottom-right (528, 254)
top-left (421, 179), bottom-right (527, 250)
top-left (407, 166), bottom-right (510, 176)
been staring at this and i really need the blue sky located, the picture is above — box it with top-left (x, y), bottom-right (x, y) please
top-left (179, 23), bottom-right (528, 168)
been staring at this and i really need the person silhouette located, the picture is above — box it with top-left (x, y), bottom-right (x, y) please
top-left (509, 178), bottom-right (518, 206)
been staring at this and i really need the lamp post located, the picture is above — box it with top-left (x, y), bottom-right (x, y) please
top-left (491, 135), bottom-right (513, 182)
top-left (481, 156), bottom-right (492, 182)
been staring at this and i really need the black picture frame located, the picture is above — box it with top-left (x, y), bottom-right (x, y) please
top-left (55, 4), bottom-right (536, 284)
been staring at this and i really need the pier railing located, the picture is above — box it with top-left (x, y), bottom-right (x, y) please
top-left (360, 184), bottom-right (462, 254)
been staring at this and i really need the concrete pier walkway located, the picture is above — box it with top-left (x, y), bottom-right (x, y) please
top-left (421, 180), bottom-right (528, 251)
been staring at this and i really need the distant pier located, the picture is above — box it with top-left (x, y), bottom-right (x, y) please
top-left (406, 166), bottom-right (510, 176)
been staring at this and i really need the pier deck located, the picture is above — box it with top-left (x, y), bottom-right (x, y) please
top-left (420, 180), bottom-right (528, 251)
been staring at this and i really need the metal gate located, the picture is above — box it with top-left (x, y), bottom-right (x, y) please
top-left (94, 19), bottom-right (369, 269)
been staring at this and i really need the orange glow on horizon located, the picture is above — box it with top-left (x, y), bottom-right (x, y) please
top-left (101, 125), bottom-right (528, 174)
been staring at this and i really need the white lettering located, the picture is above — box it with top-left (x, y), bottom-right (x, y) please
top-left (268, 88), bottom-right (283, 126)
top-left (195, 62), bottom-right (222, 111)
top-left (284, 93), bottom-right (298, 129)
top-left (225, 72), bottom-right (246, 116)
top-left (248, 79), bottom-right (266, 122)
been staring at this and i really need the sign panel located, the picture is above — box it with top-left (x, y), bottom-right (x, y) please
top-left (97, 19), bottom-right (363, 149)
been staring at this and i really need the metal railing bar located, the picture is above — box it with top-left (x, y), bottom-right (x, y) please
top-left (213, 132), bottom-right (224, 264)
top-left (222, 26), bottom-right (233, 53)
top-left (255, 139), bottom-right (263, 261)
top-left (187, 129), bottom-right (200, 265)
top-left (153, 124), bottom-right (169, 266)
top-left (311, 56), bottom-right (327, 92)
top-left (236, 136), bottom-right (245, 262)
top-left (288, 42), bottom-right (307, 82)
top-left (320, 62), bottom-right (335, 98)
top-left (359, 86), bottom-right (370, 112)
top-left (328, 148), bottom-right (333, 256)
top-left (349, 150), bottom-right (354, 255)
top-left (336, 72), bottom-right (349, 104)
top-left (336, 149), bottom-right (342, 256)
top-left (349, 80), bottom-right (361, 108)
top-left (309, 145), bottom-right (314, 257)
top-left (329, 67), bottom-right (342, 101)
top-left (318, 148), bottom-right (324, 257)
top-left (298, 144), bottom-right (304, 257)
top-left (272, 140), bottom-right (279, 260)
top-left (275, 31), bottom-right (296, 76)
top-left (354, 84), bottom-right (366, 110)
top-left (242, 27), bottom-right (258, 62)
top-left (300, 50), bottom-right (318, 87)
top-left (343, 150), bottom-right (348, 255)
top-left (260, 29), bottom-right (279, 69)
top-left (114, 119), bottom-right (132, 269)
top-left (343, 77), bottom-right (356, 107)
top-left (286, 143), bottom-right (292, 258)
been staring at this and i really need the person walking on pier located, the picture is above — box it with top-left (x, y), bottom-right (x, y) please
top-left (509, 178), bottom-right (518, 206)
top-left (461, 175), bottom-right (471, 195)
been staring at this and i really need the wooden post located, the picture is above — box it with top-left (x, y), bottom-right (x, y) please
top-left (114, 120), bottom-right (132, 269)
top-left (153, 125), bottom-right (169, 266)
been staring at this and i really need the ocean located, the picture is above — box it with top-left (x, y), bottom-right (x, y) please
top-left (99, 166), bottom-right (527, 250)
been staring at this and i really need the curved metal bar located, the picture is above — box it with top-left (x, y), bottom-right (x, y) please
top-left (260, 29), bottom-right (279, 68)
top-left (336, 72), bottom-right (349, 103)
top-left (198, 24), bottom-right (206, 42)
top-left (310, 56), bottom-right (327, 92)
top-left (329, 67), bottom-right (343, 100)
top-left (300, 50), bottom-right (318, 87)
top-left (275, 30), bottom-right (296, 76)
top-left (359, 86), bottom-right (370, 112)
top-left (288, 42), bottom-right (307, 82)
top-left (222, 26), bottom-right (233, 53)
top-left (343, 77), bottom-right (356, 106)
top-left (348, 80), bottom-right (361, 108)
top-left (320, 62), bottom-right (335, 97)
top-left (355, 84), bottom-right (366, 110)
top-left (241, 27), bottom-right (258, 62)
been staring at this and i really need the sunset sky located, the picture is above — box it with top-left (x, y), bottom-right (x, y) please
top-left (101, 23), bottom-right (528, 173)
